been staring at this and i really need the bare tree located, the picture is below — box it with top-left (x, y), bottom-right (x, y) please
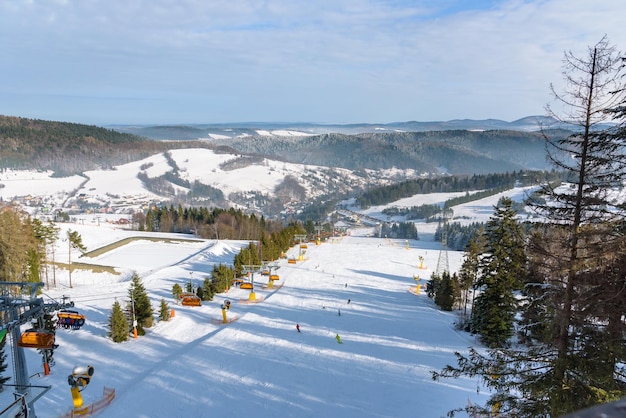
top-left (67, 229), bottom-right (87, 288)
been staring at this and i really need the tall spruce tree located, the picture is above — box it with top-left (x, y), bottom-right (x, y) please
top-left (434, 37), bottom-right (626, 417)
top-left (458, 229), bottom-right (486, 328)
top-left (433, 271), bottom-right (461, 311)
top-left (158, 299), bottom-right (171, 322)
top-left (471, 197), bottom-right (526, 347)
top-left (202, 277), bottom-right (214, 301)
top-left (108, 300), bottom-right (129, 343)
top-left (172, 283), bottom-right (183, 301)
top-left (127, 273), bottom-right (153, 336)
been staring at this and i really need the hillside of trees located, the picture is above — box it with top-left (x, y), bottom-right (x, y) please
top-left (356, 170), bottom-right (557, 208)
top-left (0, 115), bottom-right (563, 178)
top-left (207, 129), bottom-right (564, 175)
top-left (0, 116), bottom-right (233, 175)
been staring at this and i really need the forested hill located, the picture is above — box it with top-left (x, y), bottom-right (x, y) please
top-left (0, 116), bottom-right (208, 175)
top-left (0, 115), bottom-right (563, 177)
top-left (208, 129), bottom-right (562, 175)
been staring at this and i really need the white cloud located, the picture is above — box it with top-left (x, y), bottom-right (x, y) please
top-left (1, 0), bottom-right (625, 124)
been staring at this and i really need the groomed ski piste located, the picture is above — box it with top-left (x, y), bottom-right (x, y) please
top-left (4, 222), bottom-right (493, 418)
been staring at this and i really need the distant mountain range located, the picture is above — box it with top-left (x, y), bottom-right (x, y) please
top-left (1, 114), bottom-right (567, 177)
top-left (109, 115), bottom-right (559, 140)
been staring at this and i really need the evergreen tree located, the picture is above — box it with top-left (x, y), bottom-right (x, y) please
top-left (234, 243), bottom-right (261, 276)
top-left (210, 264), bottom-right (235, 294)
top-left (172, 283), bottom-right (183, 301)
top-left (202, 277), bottom-right (214, 301)
top-left (127, 273), bottom-right (154, 336)
top-left (158, 299), bottom-right (171, 322)
top-left (458, 229), bottom-right (486, 329)
top-left (434, 37), bottom-right (626, 417)
top-left (471, 197), bottom-right (526, 347)
top-left (108, 300), bottom-right (129, 343)
top-left (426, 273), bottom-right (441, 299)
top-left (433, 271), bottom-right (461, 311)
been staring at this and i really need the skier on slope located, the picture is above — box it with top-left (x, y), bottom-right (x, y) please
top-left (296, 324), bottom-right (300, 332)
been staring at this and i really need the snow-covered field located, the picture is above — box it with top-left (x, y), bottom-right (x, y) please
top-left (4, 223), bottom-right (492, 418)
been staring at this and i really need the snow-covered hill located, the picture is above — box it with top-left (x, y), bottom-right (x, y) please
top-left (0, 163), bottom-right (540, 417)
top-left (0, 148), bottom-right (414, 218)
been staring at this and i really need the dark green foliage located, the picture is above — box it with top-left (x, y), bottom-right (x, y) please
top-left (431, 271), bottom-right (461, 311)
top-left (379, 222), bottom-right (418, 240)
top-left (382, 203), bottom-right (442, 221)
top-left (458, 230), bottom-right (486, 327)
top-left (127, 273), bottom-right (154, 336)
top-left (108, 300), bottom-right (129, 343)
top-left (234, 243), bottom-right (261, 276)
top-left (471, 197), bottom-right (526, 347)
top-left (0, 115), bottom-right (227, 175)
top-left (436, 37), bottom-right (626, 417)
top-left (211, 264), bottom-right (234, 294)
top-left (212, 130), bottom-right (553, 175)
top-left (172, 283), bottom-right (183, 301)
top-left (202, 277), bottom-right (214, 301)
top-left (357, 171), bottom-right (544, 208)
top-left (435, 222), bottom-right (485, 251)
top-left (295, 198), bottom-right (338, 223)
top-left (158, 299), bottom-right (171, 322)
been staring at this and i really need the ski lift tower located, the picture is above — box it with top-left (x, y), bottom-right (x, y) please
top-left (0, 282), bottom-right (74, 418)
top-left (436, 208), bottom-right (454, 276)
top-left (314, 224), bottom-right (324, 245)
top-left (241, 264), bottom-right (262, 301)
top-left (294, 234), bottom-right (307, 260)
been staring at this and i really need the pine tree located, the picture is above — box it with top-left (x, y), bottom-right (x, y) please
top-left (202, 277), bottom-right (214, 301)
top-left (458, 229), bottom-right (486, 328)
top-left (108, 300), bottom-right (129, 343)
top-left (471, 197), bottom-right (526, 347)
top-left (158, 299), bottom-right (170, 322)
top-left (172, 283), bottom-right (182, 301)
top-left (434, 37), bottom-right (626, 417)
top-left (433, 271), bottom-right (460, 311)
top-left (211, 264), bottom-right (234, 294)
top-left (127, 273), bottom-right (154, 336)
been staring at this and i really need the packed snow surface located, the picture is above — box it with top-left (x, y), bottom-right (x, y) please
top-left (5, 222), bottom-right (490, 418)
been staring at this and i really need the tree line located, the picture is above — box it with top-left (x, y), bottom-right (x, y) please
top-left (429, 37), bottom-right (626, 417)
top-left (355, 170), bottom-right (545, 208)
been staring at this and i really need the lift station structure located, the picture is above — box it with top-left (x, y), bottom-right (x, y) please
top-left (0, 281), bottom-right (75, 417)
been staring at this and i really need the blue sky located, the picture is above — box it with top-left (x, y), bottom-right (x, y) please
top-left (1, 0), bottom-right (624, 125)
